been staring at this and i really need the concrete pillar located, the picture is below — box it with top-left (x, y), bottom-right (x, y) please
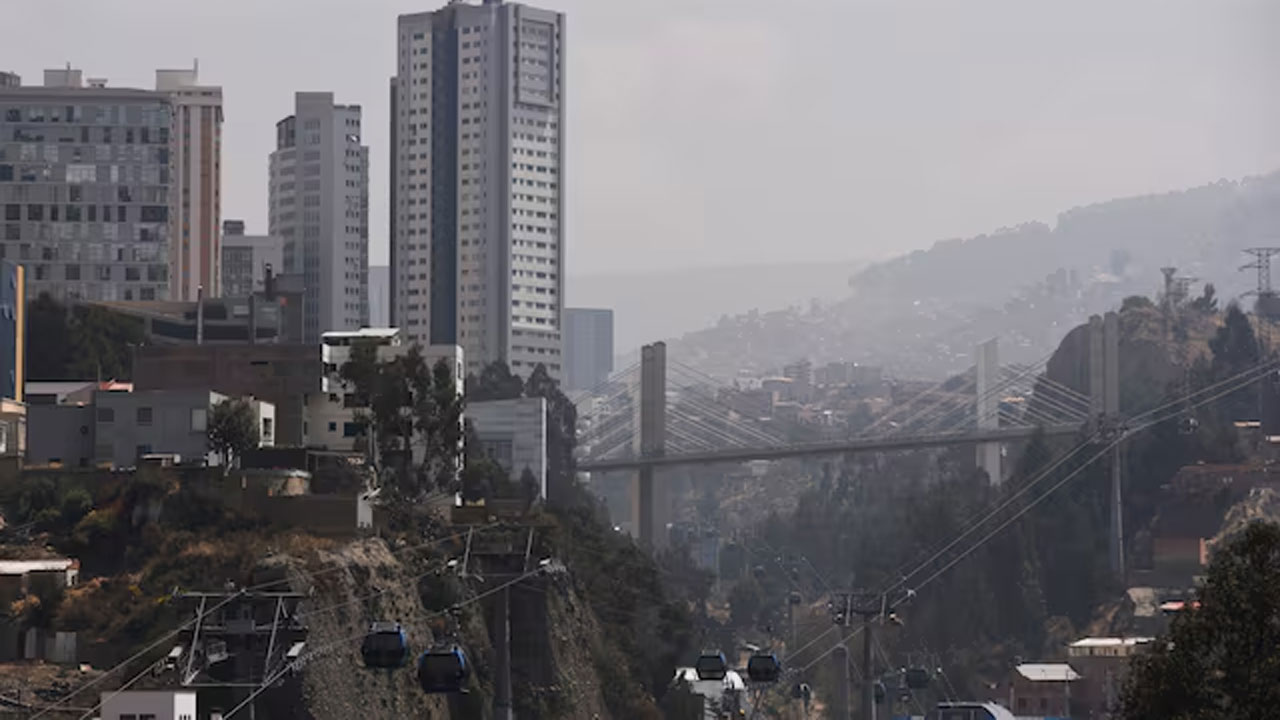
top-left (975, 338), bottom-right (1002, 483)
top-left (833, 643), bottom-right (851, 720)
top-left (634, 342), bottom-right (667, 549)
top-left (494, 584), bottom-right (512, 720)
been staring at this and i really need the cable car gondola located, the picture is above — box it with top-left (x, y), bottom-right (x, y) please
top-left (695, 651), bottom-right (728, 681)
top-left (417, 644), bottom-right (470, 694)
top-left (746, 653), bottom-right (782, 683)
top-left (905, 666), bottom-right (931, 689)
top-left (874, 680), bottom-right (887, 704)
top-left (1179, 416), bottom-right (1200, 435)
top-left (361, 622), bottom-right (410, 669)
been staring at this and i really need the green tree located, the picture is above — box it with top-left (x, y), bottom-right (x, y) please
top-left (207, 398), bottom-right (259, 469)
top-left (1210, 302), bottom-right (1261, 422)
top-left (1121, 522), bottom-right (1280, 720)
top-left (340, 346), bottom-right (465, 504)
top-left (466, 361), bottom-right (524, 401)
top-left (25, 294), bottom-right (145, 380)
top-left (1191, 283), bottom-right (1219, 314)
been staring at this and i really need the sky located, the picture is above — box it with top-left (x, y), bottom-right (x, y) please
top-left (7, 0), bottom-right (1280, 278)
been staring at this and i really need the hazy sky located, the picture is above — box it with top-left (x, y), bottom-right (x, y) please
top-left (8, 0), bottom-right (1279, 277)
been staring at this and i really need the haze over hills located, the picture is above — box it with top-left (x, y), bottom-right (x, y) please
top-left (662, 170), bottom-right (1280, 379)
top-left (567, 258), bottom-right (875, 354)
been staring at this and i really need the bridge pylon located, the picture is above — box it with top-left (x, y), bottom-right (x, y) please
top-left (633, 341), bottom-right (667, 549)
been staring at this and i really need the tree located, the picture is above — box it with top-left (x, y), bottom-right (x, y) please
top-left (1121, 522), bottom-right (1280, 720)
top-left (467, 361), bottom-right (524, 402)
top-left (341, 346), bottom-right (466, 504)
top-left (208, 399), bottom-right (259, 469)
top-left (25, 294), bottom-right (145, 381)
top-left (1210, 303), bottom-right (1261, 422)
top-left (1191, 283), bottom-right (1219, 314)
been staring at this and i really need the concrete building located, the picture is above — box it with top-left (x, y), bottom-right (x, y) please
top-left (564, 307), bottom-right (613, 392)
top-left (221, 219), bottom-right (284, 297)
top-left (0, 69), bottom-right (173, 302)
top-left (89, 285), bottom-right (305, 346)
top-left (99, 690), bottom-right (196, 720)
top-left (369, 264), bottom-right (389, 327)
top-left (93, 387), bottom-right (274, 468)
top-left (1066, 636), bottom-right (1153, 718)
top-left (392, 2), bottom-right (566, 379)
top-left (156, 65), bottom-right (222, 301)
top-left (269, 92), bottom-right (369, 343)
top-left (468, 397), bottom-right (547, 499)
top-left (132, 344), bottom-right (319, 447)
top-left (0, 260), bottom-right (24, 457)
top-left (1007, 663), bottom-right (1079, 719)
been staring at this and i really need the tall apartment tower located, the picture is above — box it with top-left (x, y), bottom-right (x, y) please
top-left (0, 69), bottom-right (173, 302)
top-left (156, 64), bottom-right (222, 300)
top-left (564, 307), bottom-right (613, 392)
top-left (392, 0), bottom-right (566, 379)
top-left (268, 92), bottom-right (369, 343)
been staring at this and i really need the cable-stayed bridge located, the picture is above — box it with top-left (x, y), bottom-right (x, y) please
top-left (574, 313), bottom-right (1122, 551)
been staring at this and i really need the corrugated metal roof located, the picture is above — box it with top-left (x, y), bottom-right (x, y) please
top-left (1016, 663), bottom-right (1080, 682)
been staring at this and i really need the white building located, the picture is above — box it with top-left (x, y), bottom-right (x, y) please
top-left (392, 1), bottom-right (566, 379)
top-left (156, 64), bottom-right (223, 301)
top-left (220, 220), bottom-right (283, 297)
top-left (468, 397), bottom-right (547, 499)
top-left (269, 92), bottom-right (369, 343)
top-left (99, 690), bottom-right (196, 720)
top-left (310, 328), bottom-right (463, 452)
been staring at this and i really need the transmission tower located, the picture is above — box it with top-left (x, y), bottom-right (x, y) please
top-left (1240, 247), bottom-right (1280, 352)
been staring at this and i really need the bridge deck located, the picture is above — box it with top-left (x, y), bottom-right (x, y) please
top-left (576, 424), bottom-right (1083, 472)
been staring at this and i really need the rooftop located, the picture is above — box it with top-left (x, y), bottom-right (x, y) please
top-left (0, 559), bottom-right (78, 576)
top-left (1015, 664), bottom-right (1081, 682)
top-left (1068, 637), bottom-right (1155, 648)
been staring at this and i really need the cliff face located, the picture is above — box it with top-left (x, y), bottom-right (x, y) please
top-left (258, 536), bottom-right (615, 720)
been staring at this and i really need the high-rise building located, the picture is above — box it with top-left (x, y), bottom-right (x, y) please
top-left (156, 64), bottom-right (222, 301)
top-left (368, 264), bottom-right (390, 327)
top-left (0, 69), bottom-right (173, 302)
top-left (564, 307), bottom-right (613, 392)
top-left (268, 92), bottom-right (369, 343)
top-left (220, 219), bottom-right (283, 297)
top-left (392, 1), bottom-right (565, 379)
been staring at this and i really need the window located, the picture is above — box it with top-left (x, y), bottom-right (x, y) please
top-left (97, 407), bottom-right (114, 423)
top-left (343, 422), bottom-right (360, 438)
top-left (190, 408), bottom-right (207, 432)
top-left (137, 407), bottom-right (153, 425)
top-left (328, 421), bottom-right (337, 432)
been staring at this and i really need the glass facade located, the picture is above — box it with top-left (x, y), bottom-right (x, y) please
top-left (0, 90), bottom-right (173, 301)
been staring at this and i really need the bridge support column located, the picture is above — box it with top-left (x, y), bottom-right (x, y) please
top-left (975, 338), bottom-right (1002, 483)
top-left (634, 342), bottom-right (667, 549)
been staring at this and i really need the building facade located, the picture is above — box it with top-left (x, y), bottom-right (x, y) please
top-left (221, 219), bottom-right (284, 297)
top-left (392, 1), bottom-right (566, 378)
top-left (468, 396), bottom-right (547, 499)
top-left (132, 344), bottom-right (319, 447)
top-left (269, 92), bottom-right (369, 343)
top-left (99, 690), bottom-right (196, 720)
top-left (564, 307), bottom-right (612, 392)
top-left (156, 65), bottom-right (222, 301)
top-left (0, 69), bottom-right (173, 302)
top-left (93, 388), bottom-right (274, 468)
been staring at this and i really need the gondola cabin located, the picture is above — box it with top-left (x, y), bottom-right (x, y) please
top-left (418, 645), bottom-right (470, 694)
top-left (906, 666), bottom-right (931, 689)
top-left (695, 652), bottom-right (729, 681)
top-left (746, 653), bottom-right (782, 683)
top-left (361, 622), bottom-right (410, 669)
